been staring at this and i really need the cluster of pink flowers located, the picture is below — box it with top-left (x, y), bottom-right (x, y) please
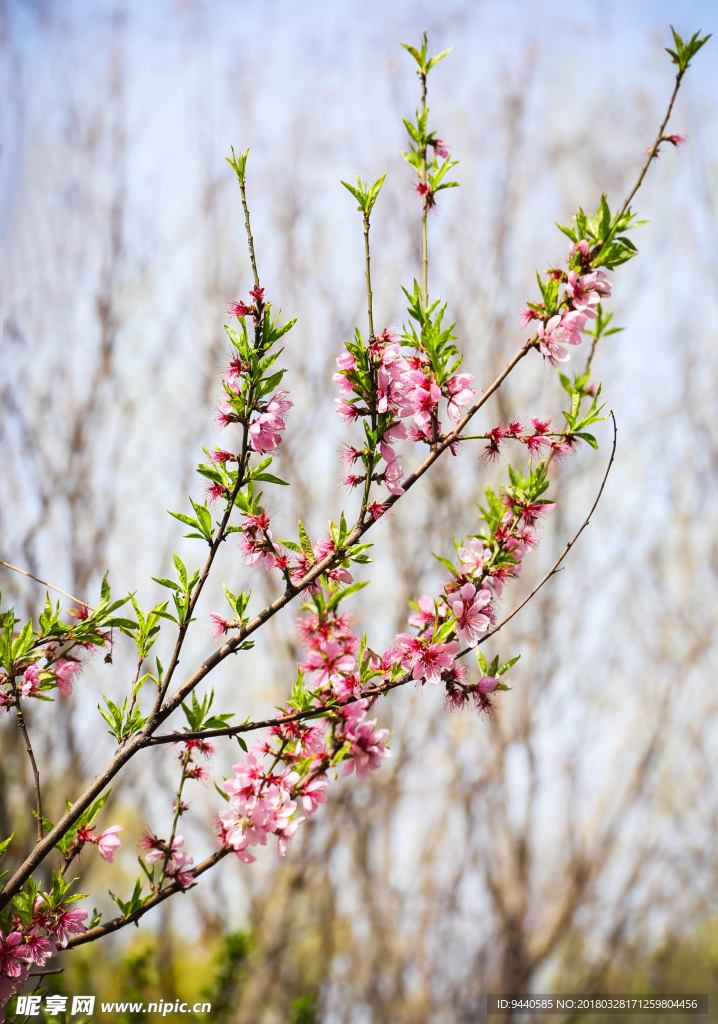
top-left (217, 699), bottom-right (391, 862)
top-left (71, 823), bottom-right (123, 863)
top-left (333, 328), bottom-right (476, 495)
top-left (0, 892), bottom-right (92, 1011)
top-left (237, 510), bottom-right (280, 572)
top-left (214, 286), bottom-right (293, 455)
top-left (224, 516), bottom-right (354, 594)
top-left (248, 391), bottom-right (292, 454)
top-left (218, 756), bottom-right (303, 863)
top-left (480, 416), bottom-right (582, 463)
top-left (214, 606), bottom-right (396, 862)
top-left (519, 240), bottom-right (613, 366)
top-left (0, 654), bottom-right (84, 717)
top-left (297, 610), bottom-right (360, 699)
top-left (139, 832), bottom-right (194, 888)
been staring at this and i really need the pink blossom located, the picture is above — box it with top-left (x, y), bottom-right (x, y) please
top-left (210, 448), bottom-right (234, 464)
top-left (219, 793), bottom-right (274, 853)
top-left (342, 719), bottom-right (391, 780)
top-left (222, 754), bottom-right (265, 799)
top-left (23, 930), bottom-right (57, 967)
top-left (53, 658), bottom-right (80, 697)
top-left (384, 459), bottom-right (405, 496)
top-left (209, 612), bottom-right (236, 642)
top-left (97, 825), bottom-right (123, 863)
top-left (430, 138), bottom-right (449, 159)
top-left (335, 350), bottom-right (356, 372)
top-left (299, 779), bottom-right (328, 820)
top-left (519, 305), bottom-right (539, 328)
top-left (366, 501), bottom-right (390, 521)
top-left (384, 633), bottom-right (423, 666)
top-left (214, 399), bottom-right (238, 432)
top-left (451, 583), bottom-right (492, 647)
top-left (238, 512), bottom-right (276, 571)
top-left (445, 373), bottom-right (476, 422)
top-left (0, 931), bottom-right (31, 990)
top-left (565, 269), bottom-right (611, 319)
top-left (569, 239), bottom-right (590, 261)
top-left (204, 481), bottom-right (226, 505)
top-left (477, 676), bottom-right (499, 695)
top-left (248, 391), bottom-right (292, 453)
top-left (537, 312), bottom-right (587, 366)
top-left (299, 640), bottom-right (356, 687)
top-left (169, 850), bottom-right (194, 888)
top-left (406, 373), bottom-right (442, 430)
top-left (339, 443), bottom-right (363, 466)
top-left (227, 300), bottom-right (253, 318)
top-left (408, 595), bottom-right (437, 630)
top-left (412, 640), bottom-right (461, 684)
top-left (342, 474), bottom-right (364, 491)
top-left (457, 538), bottom-right (490, 577)
top-left (181, 738), bottom-right (219, 759)
top-left (20, 662), bottom-right (42, 698)
top-left (334, 399), bottom-right (360, 424)
top-left (53, 907), bottom-right (87, 948)
top-left (0, 691), bottom-right (13, 718)
top-left (140, 832), bottom-right (184, 864)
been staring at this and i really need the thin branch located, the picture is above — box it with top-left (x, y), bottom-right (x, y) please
top-left (477, 411), bottom-right (617, 641)
top-left (66, 848), bottom-right (231, 948)
top-left (616, 70), bottom-right (684, 223)
top-left (0, 562), bottom-right (92, 610)
top-left (420, 70), bottom-right (428, 303)
top-left (13, 689), bottom-right (44, 843)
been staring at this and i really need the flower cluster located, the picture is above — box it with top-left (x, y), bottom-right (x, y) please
top-left (519, 239), bottom-right (613, 367)
top-left (0, 882), bottom-right (92, 1011)
top-left (139, 832), bottom-right (194, 888)
top-left (333, 321), bottom-right (475, 497)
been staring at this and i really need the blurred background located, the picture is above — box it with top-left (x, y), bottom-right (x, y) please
top-left (2, 0), bottom-right (718, 1021)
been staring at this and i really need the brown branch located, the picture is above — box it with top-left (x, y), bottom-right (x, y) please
top-left (65, 848), bottom-right (231, 948)
top-left (0, 561), bottom-right (93, 610)
top-left (13, 691), bottom-right (44, 843)
top-left (477, 410), bottom-right (617, 642)
top-left (616, 69), bottom-right (685, 223)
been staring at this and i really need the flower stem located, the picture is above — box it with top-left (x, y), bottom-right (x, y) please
top-left (158, 748), bottom-right (190, 890)
top-left (420, 71), bottom-right (428, 305)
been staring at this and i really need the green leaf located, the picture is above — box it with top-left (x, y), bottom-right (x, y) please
top-left (253, 473), bottom-right (289, 486)
top-left (497, 655), bottom-right (521, 677)
top-left (168, 511), bottom-right (200, 529)
top-left (326, 581), bottom-right (369, 612)
top-left (298, 521), bottom-right (314, 559)
top-left (226, 146), bottom-right (250, 185)
top-left (149, 577), bottom-right (179, 593)
top-left (575, 432), bottom-right (598, 449)
top-left (214, 781), bottom-right (230, 803)
top-left (0, 835), bottom-right (13, 861)
top-left (426, 46), bottom-right (454, 71)
top-left (432, 553), bottom-right (459, 576)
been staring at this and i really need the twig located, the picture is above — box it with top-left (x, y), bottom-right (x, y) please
top-left (476, 411), bottom-right (618, 643)
top-left (0, 561), bottom-right (92, 610)
top-left (66, 848), bottom-right (231, 948)
top-left (13, 689), bottom-right (44, 843)
top-left (617, 70), bottom-right (684, 223)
